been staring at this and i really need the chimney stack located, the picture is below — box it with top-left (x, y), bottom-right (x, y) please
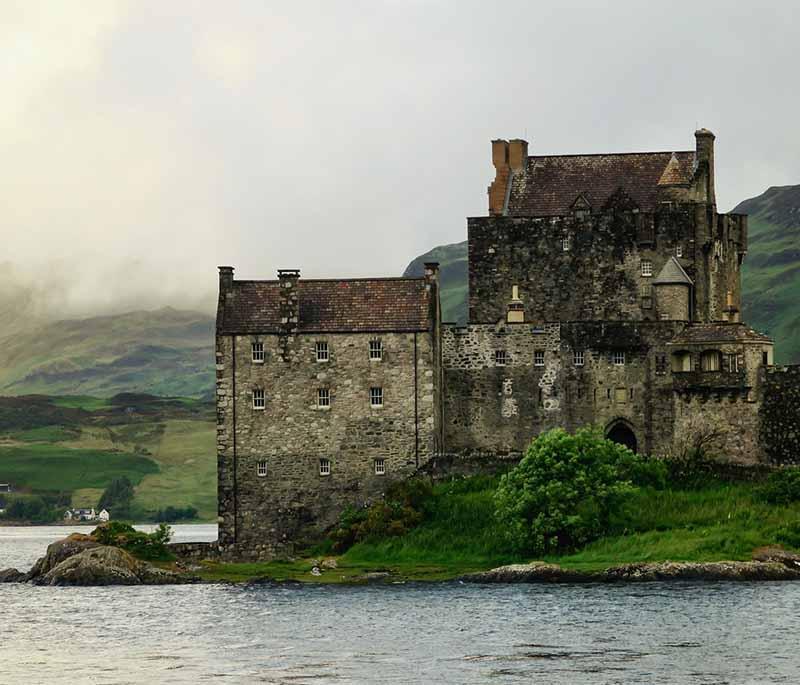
top-left (508, 139), bottom-right (528, 172)
top-left (488, 139), bottom-right (510, 215)
top-left (695, 128), bottom-right (716, 205)
top-left (278, 269), bottom-right (300, 334)
top-left (218, 266), bottom-right (234, 293)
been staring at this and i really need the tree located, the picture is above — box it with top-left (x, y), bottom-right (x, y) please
top-left (494, 427), bottom-right (661, 555)
top-left (97, 476), bottom-right (134, 518)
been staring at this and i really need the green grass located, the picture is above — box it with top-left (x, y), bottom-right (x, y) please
top-left (0, 443), bottom-right (158, 492)
top-left (50, 396), bottom-right (112, 411)
top-left (1, 425), bottom-right (80, 442)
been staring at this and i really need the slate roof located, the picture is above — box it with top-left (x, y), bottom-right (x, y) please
top-left (506, 151), bottom-right (696, 216)
top-left (653, 257), bottom-right (693, 286)
top-left (217, 278), bottom-right (431, 334)
top-left (668, 323), bottom-right (773, 346)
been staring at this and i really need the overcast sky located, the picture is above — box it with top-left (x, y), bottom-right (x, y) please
top-left (3, 1), bottom-right (799, 318)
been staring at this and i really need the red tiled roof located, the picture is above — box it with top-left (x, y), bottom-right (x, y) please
top-left (507, 151), bottom-right (696, 216)
top-left (217, 278), bottom-right (431, 334)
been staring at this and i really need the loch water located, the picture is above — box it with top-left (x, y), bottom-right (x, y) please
top-left (1, 525), bottom-right (799, 684)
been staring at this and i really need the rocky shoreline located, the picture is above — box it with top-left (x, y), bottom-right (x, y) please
top-left (461, 548), bottom-right (800, 584)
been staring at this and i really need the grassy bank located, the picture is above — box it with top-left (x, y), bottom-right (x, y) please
top-left (196, 475), bottom-right (800, 583)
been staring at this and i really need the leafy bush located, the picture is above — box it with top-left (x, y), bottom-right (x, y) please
top-left (759, 468), bottom-right (800, 505)
top-left (494, 427), bottom-right (653, 555)
top-left (154, 505), bottom-right (199, 523)
top-left (664, 448), bottom-right (722, 489)
top-left (1, 496), bottom-right (60, 523)
top-left (91, 521), bottom-right (173, 561)
top-left (329, 479), bottom-right (432, 552)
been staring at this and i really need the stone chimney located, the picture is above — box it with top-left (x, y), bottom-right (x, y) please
top-left (218, 266), bottom-right (234, 293)
top-left (507, 284), bottom-right (524, 323)
top-left (278, 269), bottom-right (300, 334)
top-left (488, 139), bottom-right (510, 216)
top-left (508, 139), bottom-right (528, 172)
top-left (695, 128), bottom-right (716, 205)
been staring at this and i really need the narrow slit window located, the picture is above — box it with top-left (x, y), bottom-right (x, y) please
top-left (319, 458), bottom-right (331, 476)
top-left (370, 387), bottom-right (383, 407)
top-left (251, 341), bottom-right (265, 363)
top-left (676, 244), bottom-right (683, 258)
top-left (252, 388), bottom-right (265, 409)
top-left (257, 460), bottom-right (267, 477)
top-left (369, 339), bottom-right (383, 360)
top-left (374, 458), bottom-right (385, 475)
top-left (562, 235), bottom-right (571, 252)
top-left (316, 341), bottom-right (329, 362)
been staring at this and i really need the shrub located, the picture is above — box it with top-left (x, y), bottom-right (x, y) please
top-left (329, 478), bottom-right (432, 552)
top-left (664, 448), bottom-right (721, 489)
top-left (494, 427), bottom-right (650, 555)
top-left (97, 476), bottom-right (135, 519)
top-left (759, 468), bottom-right (800, 505)
top-left (91, 521), bottom-right (173, 561)
top-left (154, 505), bottom-right (199, 523)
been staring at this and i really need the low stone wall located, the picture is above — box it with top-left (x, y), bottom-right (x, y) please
top-left (168, 542), bottom-right (220, 561)
top-left (419, 450), bottom-right (521, 481)
top-left (760, 365), bottom-right (800, 465)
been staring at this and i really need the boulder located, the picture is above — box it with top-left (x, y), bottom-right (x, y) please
top-left (462, 562), bottom-right (592, 583)
top-left (27, 533), bottom-right (100, 579)
top-left (752, 546), bottom-right (800, 570)
top-left (33, 546), bottom-right (190, 586)
top-left (0, 568), bottom-right (26, 583)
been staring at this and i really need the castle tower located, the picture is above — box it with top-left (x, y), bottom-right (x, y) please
top-left (653, 257), bottom-right (692, 321)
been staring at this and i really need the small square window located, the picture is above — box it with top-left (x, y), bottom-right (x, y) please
top-left (369, 339), bottom-right (383, 360)
top-left (562, 235), bottom-right (571, 252)
top-left (676, 245), bottom-right (683, 258)
top-left (573, 350), bottom-right (584, 366)
top-left (495, 350), bottom-right (508, 366)
top-left (641, 260), bottom-right (653, 277)
top-left (374, 458), bottom-right (385, 475)
top-left (319, 458), bottom-right (331, 476)
top-left (317, 388), bottom-right (330, 407)
top-left (257, 460), bottom-right (267, 477)
top-left (252, 388), bottom-right (265, 409)
top-left (534, 350), bottom-right (545, 367)
top-left (316, 341), bottom-right (329, 362)
top-left (251, 341), bottom-right (265, 363)
top-left (660, 312), bottom-right (670, 320)
top-left (612, 351), bottom-right (625, 366)
top-left (370, 387), bottom-right (383, 407)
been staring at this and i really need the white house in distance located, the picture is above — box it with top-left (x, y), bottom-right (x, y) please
top-left (63, 508), bottom-right (110, 522)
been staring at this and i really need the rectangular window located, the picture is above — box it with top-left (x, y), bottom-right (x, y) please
top-left (534, 350), bottom-right (545, 367)
top-left (257, 460), bottom-right (267, 477)
top-left (641, 260), bottom-right (653, 277)
top-left (562, 235), bottom-right (571, 252)
top-left (316, 341), bottom-right (329, 362)
top-left (676, 244), bottom-right (683, 258)
top-left (660, 312), bottom-right (670, 320)
top-left (319, 458), bottom-right (331, 476)
top-left (374, 458), bottom-right (385, 475)
top-left (317, 388), bottom-right (330, 407)
top-left (369, 339), bottom-right (383, 360)
top-left (495, 350), bottom-right (508, 366)
top-left (251, 341), bottom-right (265, 363)
top-left (252, 388), bottom-right (265, 409)
top-left (612, 351), bottom-right (625, 366)
top-left (640, 284), bottom-right (652, 309)
top-left (370, 387), bottom-right (383, 407)
top-left (573, 350), bottom-right (584, 367)
top-left (655, 355), bottom-right (667, 375)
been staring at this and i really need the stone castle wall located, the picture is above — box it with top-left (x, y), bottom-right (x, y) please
top-left (216, 330), bottom-right (438, 559)
top-left (760, 365), bottom-right (800, 466)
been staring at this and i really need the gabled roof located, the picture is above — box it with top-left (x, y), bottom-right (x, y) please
top-left (217, 278), bottom-right (432, 334)
top-left (506, 151), bottom-right (695, 216)
top-left (668, 323), bottom-right (773, 346)
top-left (653, 257), bottom-right (693, 286)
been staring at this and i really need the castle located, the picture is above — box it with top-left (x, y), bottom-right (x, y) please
top-left (215, 129), bottom-right (800, 558)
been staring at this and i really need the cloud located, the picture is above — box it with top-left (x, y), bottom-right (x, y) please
top-left (2, 1), bottom-right (798, 319)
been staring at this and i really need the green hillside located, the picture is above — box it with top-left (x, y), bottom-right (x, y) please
top-left (403, 241), bottom-right (468, 324)
top-left (0, 307), bottom-right (215, 398)
top-left (735, 185), bottom-right (800, 364)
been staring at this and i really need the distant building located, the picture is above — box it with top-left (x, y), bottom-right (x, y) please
top-left (0, 484), bottom-right (12, 493)
top-left (98, 509), bottom-right (110, 522)
top-left (64, 508), bottom-right (97, 522)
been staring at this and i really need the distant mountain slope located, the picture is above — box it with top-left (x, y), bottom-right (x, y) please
top-left (403, 241), bottom-right (468, 324)
top-left (735, 185), bottom-right (800, 364)
top-left (0, 308), bottom-right (215, 398)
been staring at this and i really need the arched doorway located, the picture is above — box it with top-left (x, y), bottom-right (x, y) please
top-left (606, 421), bottom-right (637, 453)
